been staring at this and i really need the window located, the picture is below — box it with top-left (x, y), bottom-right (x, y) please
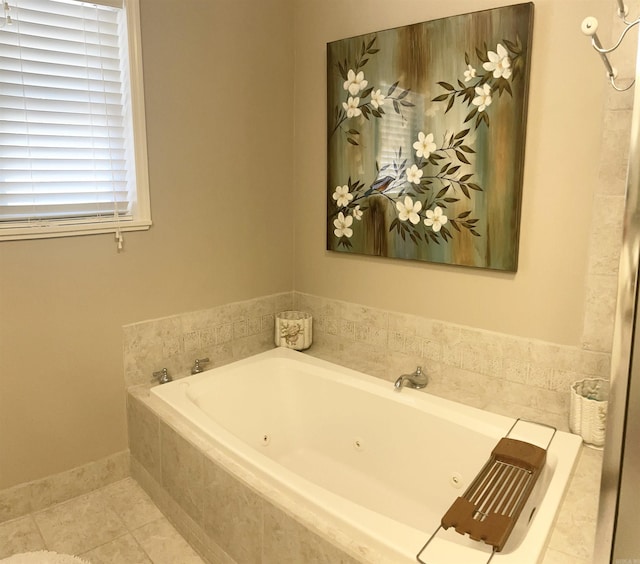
top-left (0, 0), bottom-right (151, 243)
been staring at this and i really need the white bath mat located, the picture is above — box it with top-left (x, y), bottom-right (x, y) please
top-left (0, 552), bottom-right (90, 564)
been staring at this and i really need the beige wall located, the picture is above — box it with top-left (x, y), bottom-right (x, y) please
top-left (0, 0), bottom-right (619, 492)
top-left (0, 0), bottom-right (294, 489)
top-left (293, 0), bottom-right (610, 346)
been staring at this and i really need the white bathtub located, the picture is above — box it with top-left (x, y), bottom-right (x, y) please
top-left (151, 348), bottom-right (581, 563)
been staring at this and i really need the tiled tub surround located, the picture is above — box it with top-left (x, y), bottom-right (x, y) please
top-left (148, 348), bottom-right (585, 563)
top-left (123, 293), bottom-right (294, 388)
top-left (122, 290), bottom-right (612, 432)
top-left (128, 384), bottom-right (602, 564)
top-left (293, 292), bottom-right (611, 432)
top-left (128, 388), bottom-right (365, 564)
top-left (122, 290), bottom-right (608, 562)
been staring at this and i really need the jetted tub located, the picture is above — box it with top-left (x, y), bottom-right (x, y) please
top-left (151, 347), bottom-right (581, 563)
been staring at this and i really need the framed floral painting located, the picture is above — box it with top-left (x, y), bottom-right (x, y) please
top-left (326, 3), bottom-right (534, 271)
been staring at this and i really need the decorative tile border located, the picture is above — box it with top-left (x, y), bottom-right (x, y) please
top-left (123, 292), bottom-right (293, 388)
top-left (0, 450), bottom-right (129, 525)
top-left (293, 292), bottom-right (611, 430)
top-left (123, 288), bottom-right (611, 430)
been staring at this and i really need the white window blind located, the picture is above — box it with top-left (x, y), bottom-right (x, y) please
top-left (0, 0), bottom-right (151, 242)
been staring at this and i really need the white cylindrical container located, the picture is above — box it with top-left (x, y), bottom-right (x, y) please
top-left (569, 378), bottom-right (609, 448)
top-left (275, 311), bottom-right (312, 350)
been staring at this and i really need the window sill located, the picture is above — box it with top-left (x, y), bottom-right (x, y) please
top-left (0, 219), bottom-right (152, 242)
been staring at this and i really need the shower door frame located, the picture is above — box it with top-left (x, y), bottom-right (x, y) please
top-left (594, 31), bottom-right (640, 563)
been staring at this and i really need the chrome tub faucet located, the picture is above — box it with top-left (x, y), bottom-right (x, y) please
top-left (394, 366), bottom-right (427, 390)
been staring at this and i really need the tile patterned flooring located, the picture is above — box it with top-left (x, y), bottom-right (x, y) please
top-left (0, 478), bottom-right (204, 564)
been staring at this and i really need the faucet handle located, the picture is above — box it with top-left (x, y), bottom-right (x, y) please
top-left (192, 357), bottom-right (210, 374)
top-left (152, 368), bottom-right (172, 384)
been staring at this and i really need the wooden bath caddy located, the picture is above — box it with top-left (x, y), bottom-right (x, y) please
top-left (416, 419), bottom-right (557, 564)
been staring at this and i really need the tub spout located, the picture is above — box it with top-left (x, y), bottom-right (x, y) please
top-left (394, 366), bottom-right (427, 390)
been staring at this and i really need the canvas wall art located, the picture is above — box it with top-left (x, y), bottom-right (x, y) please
top-left (326, 3), bottom-right (534, 271)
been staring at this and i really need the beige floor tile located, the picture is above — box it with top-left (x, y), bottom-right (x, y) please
top-left (81, 533), bottom-right (152, 564)
top-left (131, 517), bottom-right (205, 564)
top-left (99, 478), bottom-right (163, 530)
top-left (33, 490), bottom-right (127, 555)
top-left (0, 515), bottom-right (46, 559)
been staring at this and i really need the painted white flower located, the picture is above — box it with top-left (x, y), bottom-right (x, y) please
top-left (412, 131), bottom-right (437, 159)
top-left (343, 69), bottom-right (368, 96)
top-left (352, 204), bottom-right (363, 220)
top-left (483, 43), bottom-right (512, 79)
top-left (396, 196), bottom-right (422, 225)
top-left (424, 206), bottom-right (448, 232)
top-left (472, 84), bottom-right (492, 112)
top-left (370, 89), bottom-right (385, 109)
top-left (464, 64), bottom-right (477, 82)
top-left (342, 96), bottom-right (362, 118)
top-left (333, 212), bottom-right (353, 238)
top-left (332, 185), bottom-right (353, 208)
top-left (406, 164), bottom-right (423, 185)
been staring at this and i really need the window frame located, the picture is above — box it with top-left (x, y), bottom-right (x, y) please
top-left (0, 0), bottom-right (152, 242)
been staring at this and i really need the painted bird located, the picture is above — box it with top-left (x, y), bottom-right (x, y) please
top-left (365, 174), bottom-right (399, 196)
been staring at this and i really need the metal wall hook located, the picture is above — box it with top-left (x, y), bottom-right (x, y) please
top-left (581, 7), bottom-right (639, 92)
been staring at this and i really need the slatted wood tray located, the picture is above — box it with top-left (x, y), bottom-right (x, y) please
top-left (416, 419), bottom-right (556, 564)
top-left (440, 437), bottom-right (546, 551)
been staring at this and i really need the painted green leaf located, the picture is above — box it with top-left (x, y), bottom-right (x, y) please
top-left (438, 81), bottom-right (455, 91)
top-left (361, 86), bottom-right (373, 99)
top-left (455, 150), bottom-right (471, 164)
top-left (465, 108), bottom-right (478, 123)
top-left (445, 96), bottom-right (455, 113)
